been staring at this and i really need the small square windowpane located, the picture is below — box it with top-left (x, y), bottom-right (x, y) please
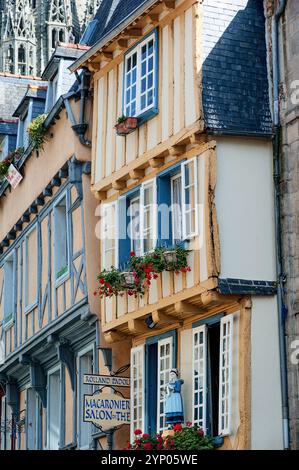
top-left (127, 57), bottom-right (131, 71)
top-left (141, 44), bottom-right (147, 60)
top-left (141, 61), bottom-right (146, 77)
top-left (141, 94), bottom-right (146, 110)
top-left (148, 40), bottom-right (154, 55)
top-left (141, 78), bottom-right (146, 93)
top-left (132, 53), bottom-right (137, 68)
top-left (132, 85), bottom-right (136, 100)
top-left (148, 72), bottom-right (153, 88)
top-left (132, 68), bottom-right (137, 84)
top-left (148, 57), bottom-right (154, 72)
top-left (147, 90), bottom-right (153, 107)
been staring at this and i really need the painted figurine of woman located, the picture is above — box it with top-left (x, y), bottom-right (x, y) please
top-left (165, 368), bottom-right (184, 427)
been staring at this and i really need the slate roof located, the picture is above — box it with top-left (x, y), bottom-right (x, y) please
top-left (84, 0), bottom-right (150, 46)
top-left (202, 0), bottom-right (272, 136)
top-left (0, 75), bottom-right (45, 121)
top-left (13, 85), bottom-right (48, 117)
top-left (0, 120), bottom-right (18, 136)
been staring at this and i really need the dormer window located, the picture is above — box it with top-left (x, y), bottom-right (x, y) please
top-left (123, 30), bottom-right (158, 123)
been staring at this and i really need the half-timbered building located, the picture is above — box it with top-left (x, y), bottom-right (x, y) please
top-left (71, 0), bottom-right (285, 450)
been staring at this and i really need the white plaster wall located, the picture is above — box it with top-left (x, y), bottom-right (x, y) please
top-left (250, 296), bottom-right (283, 449)
top-left (215, 137), bottom-right (276, 281)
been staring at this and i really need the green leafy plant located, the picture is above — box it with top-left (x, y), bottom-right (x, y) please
top-left (117, 114), bottom-right (126, 124)
top-left (95, 267), bottom-right (125, 298)
top-left (27, 114), bottom-right (48, 151)
top-left (125, 423), bottom-right (216, 451)
top-left (94, 246), bottom-right (191, 299)
top-left (164, 423), bottom-right (215, 450)
top-left (0, 160), bottom-right (10, 179)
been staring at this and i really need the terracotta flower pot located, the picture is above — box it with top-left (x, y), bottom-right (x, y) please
top-left (115, 117), bottom-right (138, 136)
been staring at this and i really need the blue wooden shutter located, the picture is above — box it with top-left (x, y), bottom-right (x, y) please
top-left (118, 195), bottom-right (130, 270)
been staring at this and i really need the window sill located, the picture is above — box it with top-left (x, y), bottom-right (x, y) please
top-left (24, 301), bottom-right (38, 315)
top-left (55, 267), bottom-right (70, 287)
top-left (137, 107), bottom-right (159, 127)
top-left (3, 317), bottom-right (14, 331)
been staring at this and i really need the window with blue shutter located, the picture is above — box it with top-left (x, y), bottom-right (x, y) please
top-left (145, 330), bottom-right (177, 435)
top-left (123, 29), bottom-right (159, 124)
top-left (157, 161), bottom-right (185, 248)
top-left (118, 187), bottom-right (140, 269)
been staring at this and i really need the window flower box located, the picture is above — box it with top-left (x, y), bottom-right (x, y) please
top-left (95, 247), bottom-right (191, 299)
top-left (115, 116), bottom-right (138, 136)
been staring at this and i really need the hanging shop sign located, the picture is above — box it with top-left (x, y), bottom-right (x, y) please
top-left (5, 164), bottom-right (23, 189)
top-left (83, 374), bottom-right (130, 388)
top-left (83, 392), bottom-right (130, 430)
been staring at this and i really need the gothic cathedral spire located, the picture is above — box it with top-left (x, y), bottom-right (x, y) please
top-left (0, 0), bottom-right (98, 77)
top-left (0, 0), bottom-right (36, 75)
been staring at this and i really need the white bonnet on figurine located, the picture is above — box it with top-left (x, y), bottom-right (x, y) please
top-left (170, 368), bottom-right (179, 377)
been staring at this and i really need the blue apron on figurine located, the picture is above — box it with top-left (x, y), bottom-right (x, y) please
top-left (165, 368), bottom-right (184, 426)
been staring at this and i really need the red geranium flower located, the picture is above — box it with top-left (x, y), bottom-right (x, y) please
top-left (143, 443), bottom-right (152, 451)
top-left (142, 433), bottom-right (150, 439)
top-left (99, 278), bottom-right (105, 284)
top-left (197, 428), bottom-right (204, 437)
top-left (130, 251), bottom-right (136, 257)
top-left (157, 443), bottom-right (163, 450)
top-left (186, 420), bottom-right (192, 427)
top-left (173, 424), bottom-right (182, 432)
top-left (134, 429), bottom-right (142, 435)
top-left (93, 291), bottom-right (97, 296)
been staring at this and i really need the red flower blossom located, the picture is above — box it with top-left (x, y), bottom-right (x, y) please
top-left (134, 429), bottom-right (142, 435)
top-left (187, 267), bottom-right (191, 272)
top-left (130, 251), bottom-right (136, 257)
top-left (143, 443), bottom-right (152, 451)
top-left (197, 428), bottom-right (204, 437)
top-left (135, 440), bottom-right (141, 446)
top-left (153, 273), bottom-right (158, 279)
top-left (93, 291), bottom-right (97, 296)
top-left (142, 433), bottom-right (150, 439)
top-left (173, 424), bottom-right (182, 432)
top-left (157, 443), bottom-right (163, 450)
top-left (186, 420), bottom-right (192, 427)
top-left (99, 278), bottom-right (105, 285)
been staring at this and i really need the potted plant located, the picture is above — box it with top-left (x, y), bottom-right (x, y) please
top-left (94, 267), bottom-right (124, 298)
top-left (126, 423), bottom-right (216, 451)
top-left (0, 160), bottom-right (10, 180)
top-left (115, 115), bottom-right (138, 136)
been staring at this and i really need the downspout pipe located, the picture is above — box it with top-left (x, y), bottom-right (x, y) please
top-left (271, 0), bottom-right (289, 450)
top-left (64, 68), bottom-right (92, 147)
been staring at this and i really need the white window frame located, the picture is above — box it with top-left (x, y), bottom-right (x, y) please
top-left (192, 325), bottom-right (207, 431)
top-left (129, 195), bottom-right (141, 257)
top-left (218, 314), bottom-right (234, 436)
top-left (47, 365), bottom-right (62, 450)
top-left (124, 31), bottom-right (157, 118)
top-left (77, 345), bottom-right (94, 450)
top-left (140, 179), bottom-right (157, 255)
top-left (130, 345), bottom-right (145, 443)
top-left (3, 252), bottom-right (15, 328)
top-left (101, 201), bottom-right (118, 269)
top-left (53, 191), bottom-right (70, 284)
top-left (24, 224), bottom-right (38, 313)
top-left (157, 336), bottom-right (173, 433)
top-left (170, 172), bottom-right (183, 244)
top-left (182, 157), bottom-right (198, 240)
